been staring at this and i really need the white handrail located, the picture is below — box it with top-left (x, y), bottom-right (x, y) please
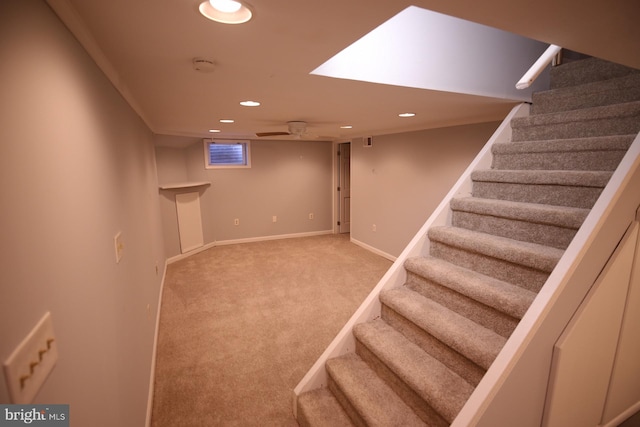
top-left (516, 44), bottom-right (562, 89)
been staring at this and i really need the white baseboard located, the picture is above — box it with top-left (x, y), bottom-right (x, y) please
top-left (350, 237), bottom-right (397, 262)
top-left (145, 260), bottom-right (168, 427)
top-left (166, 230), bottom-right (334, 264)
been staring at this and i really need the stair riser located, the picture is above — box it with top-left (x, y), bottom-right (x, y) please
top-left (550, 58), bottom-right (640, 89)
top-left (355, 339), bottom-right (448, 427)
top-left (405, 273), bottom-right (518, 337)
top-left (532, 78), bottom-right (640, 115)
top-left (512, 114), bottom-right (640, 141)
top-left (451, 210), bottom-right (578, 249)
top-left (296, 389), bottom-right (354, 427)
top-left (381, 304), bottom-right (486, 386)
top-left (472, 181), bottom-right (604, 209)
top-left (492, 150), bottom-right (627, 171)
top-left (429, 241), bottom-right (549, 292)
top-left (326, 376), bottom-right (366, 427)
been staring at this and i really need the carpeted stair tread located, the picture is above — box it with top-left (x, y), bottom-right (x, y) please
top-left (532, 73), bottom-right (640, 115)
top-left (297, 388), bottom-right (355, 427)
top-left (450, 197), bottom-right (589, 229)
top-left (550, 57), bottom-right (640, 89)
top-left (404, 256), bottom-right (537, 320)
top-left (380, 287), bottom-right (506, 370)
top-left (510, 100), bottom-right (640, 141)
top-left (326, 353), bottom-right (426, 427)
top-left (470, 169), bottom-right (611, 209)
top-left (493, 135), bottom-right (634, 155)
top-left (471, 169), bottom-right (612, 187)
top-left (353, 319), bottom-right (474, 423)
top-left (428, 226), bottom-right (564, 273)
top-left (491, 134), bottom-right (634, 171)
top-left (450, 196), bottom-right (587, 248)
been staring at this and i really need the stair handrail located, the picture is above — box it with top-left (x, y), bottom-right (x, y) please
top-left (516, 44), bottom-right (562, 89)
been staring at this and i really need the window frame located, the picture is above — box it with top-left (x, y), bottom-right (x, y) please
top-left (203, 139), bottom-right (251, 169)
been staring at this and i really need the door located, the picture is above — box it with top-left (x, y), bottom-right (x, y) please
top-left (338, 143), bottom-right (351, 233)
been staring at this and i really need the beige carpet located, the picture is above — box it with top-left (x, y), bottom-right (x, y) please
top-left (150, 234), bottom-right (392, 426)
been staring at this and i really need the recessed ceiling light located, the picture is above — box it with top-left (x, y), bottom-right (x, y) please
top-left (399, 112), bottom-right (416, 117)
top-left (211, 0), bottom-right (242, 13)
top-left (240, 100), bottom-right (260, 107)
top-left (199, 0), bottom-right (253, 24)
top-left (219, 119), bottom-right (234, 123)
top-left (340, 125), bottom-right (353, 129)
top-left (209, 129), bottom-right (221, 133)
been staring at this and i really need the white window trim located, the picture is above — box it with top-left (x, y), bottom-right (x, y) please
top-left (203, 139), bottom-right (251, 169)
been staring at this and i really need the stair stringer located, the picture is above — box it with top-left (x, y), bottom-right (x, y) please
top-left (292, 102), bottom-right (531, 417)
top-left (452, 132), bottom-right (640, 427)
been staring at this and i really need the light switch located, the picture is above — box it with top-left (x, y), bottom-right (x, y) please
top-left (114, 231), bottom-right (123, 263)
top-left (3, 312), bottom-right (58, 404)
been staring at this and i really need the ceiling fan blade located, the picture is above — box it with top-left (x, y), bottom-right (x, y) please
top-left (255, 132), bottom-right (290, 137)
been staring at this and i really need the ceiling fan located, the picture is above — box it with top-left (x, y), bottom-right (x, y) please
top-left (255, 121), bottom-right (310, 139)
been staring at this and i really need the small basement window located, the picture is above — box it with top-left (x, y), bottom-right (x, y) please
top-left (204, 140), bottom-right (251, 169)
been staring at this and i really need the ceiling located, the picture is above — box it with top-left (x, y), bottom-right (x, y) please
top-left (46, 0), bottom-right (640, 146)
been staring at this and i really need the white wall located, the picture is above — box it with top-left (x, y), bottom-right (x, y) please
top-left (313, 6), bottom-right (549, 102)
top-left (0, 2), bottom-right (165, 426)
top-left (351, 122), bottom-right (499, 257)
top-left (156, 138), bottom-right (334, 257)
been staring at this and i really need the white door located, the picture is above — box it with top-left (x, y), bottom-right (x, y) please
top-left (339, 143), bottom-right (351, 233)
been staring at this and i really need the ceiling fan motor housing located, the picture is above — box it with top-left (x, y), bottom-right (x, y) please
top-left (287, 121), bottom-right (307, 136)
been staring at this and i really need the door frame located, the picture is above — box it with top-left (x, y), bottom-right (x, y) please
top-left (334, 140), bottom-right (352, 234)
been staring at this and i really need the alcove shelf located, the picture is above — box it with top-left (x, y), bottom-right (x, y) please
top-left (159, 181), bottom-right (211, 190)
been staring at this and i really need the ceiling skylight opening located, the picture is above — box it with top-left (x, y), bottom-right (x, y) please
top-left (398, 112), bottom-right (416, 117)
top-left (240, 100), bottom-right (260, 107)
top-left (219, 119), bottom-right (235, 123)
top-left (199, 0), bottom-right (253, 24)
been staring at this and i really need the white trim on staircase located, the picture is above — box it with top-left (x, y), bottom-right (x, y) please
top-left (452, 133), bottom-right (640, 426)
top-left (291, 103), bottom-right (531, 417)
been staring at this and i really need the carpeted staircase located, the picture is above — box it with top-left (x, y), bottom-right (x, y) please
top-left (296, 57), bottom-right (640, 426)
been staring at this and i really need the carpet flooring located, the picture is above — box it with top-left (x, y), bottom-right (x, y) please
top-left (150, 234), bottom-right (392, 426)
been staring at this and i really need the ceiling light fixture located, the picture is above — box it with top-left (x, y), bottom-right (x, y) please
top-left (240, 100), bottom-right (260, 107)
top-left (399, 112), bottom-right (416, 117)
top-left (199, 0), bottom-right (253, 24)
top-left (340, 125), bottom-right (353, 129)
top-left (219, 119), bottom-right (234, 123)
top-left (209, 129), bottom-right (221, 133)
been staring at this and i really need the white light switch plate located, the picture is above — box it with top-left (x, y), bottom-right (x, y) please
top-left (3, 312), bottom-right (58, 404)
top-left (114, 231), bottom-right (123, 263)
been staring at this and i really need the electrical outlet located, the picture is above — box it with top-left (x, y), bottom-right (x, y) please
top-left (234, 218), bottom-right (239, 226)
top-left (309, 213), bottom-right (314, 220)
top-left (272, 216), bottom-right (277, 223)
top-left (3, 312), bottom-right (58, 404)
top-left (114, 232), bottom-right (123, 263)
